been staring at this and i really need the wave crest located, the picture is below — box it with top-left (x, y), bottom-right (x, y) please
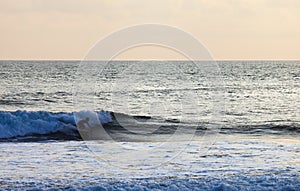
top-left (0, 110), bottom-right (112, 140)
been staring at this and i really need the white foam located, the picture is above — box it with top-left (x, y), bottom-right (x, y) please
top-left (0, 110), bottom-right (112, 139)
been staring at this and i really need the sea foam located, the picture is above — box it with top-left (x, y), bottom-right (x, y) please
top-left (0, 110), bottom-right (112, 139)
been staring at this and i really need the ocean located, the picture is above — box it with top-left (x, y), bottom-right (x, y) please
top-left (0, 60), bottom-right (299, 190)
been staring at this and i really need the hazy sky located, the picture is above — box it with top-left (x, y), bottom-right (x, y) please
top-left (0, 0), bottom-right (300, 60)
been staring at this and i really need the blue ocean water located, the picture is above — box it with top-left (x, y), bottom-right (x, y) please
top-left (0, 60), bottom-right (299, 190)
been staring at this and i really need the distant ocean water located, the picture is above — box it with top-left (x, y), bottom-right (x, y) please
top-left (0, 60), bottom-right (299, 190)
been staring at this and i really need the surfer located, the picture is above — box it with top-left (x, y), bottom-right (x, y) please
top-left (77, 117), bottom-right (91, 130)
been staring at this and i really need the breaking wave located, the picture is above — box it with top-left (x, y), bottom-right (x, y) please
top-left (0, 110), bottom-right (299, 142)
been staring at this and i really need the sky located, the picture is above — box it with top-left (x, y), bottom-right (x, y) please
top-left (0, 0), bottom-right (300, 60)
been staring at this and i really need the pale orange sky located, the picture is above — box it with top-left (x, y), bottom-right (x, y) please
top-left (0, 0), bottom-right (300, 60)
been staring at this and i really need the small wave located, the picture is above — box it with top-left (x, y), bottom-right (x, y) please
top-left (0, 110), bottom-right (193, 142)
top-left (0, 110), bottom-right (299, 142)
top-left (221, 124), bottom-right (300, 135)
top-left (0, 110), bottom-right (112, 141)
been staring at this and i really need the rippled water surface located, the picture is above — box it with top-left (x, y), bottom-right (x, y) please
top-left (0, 61), bottom-right (299, 190)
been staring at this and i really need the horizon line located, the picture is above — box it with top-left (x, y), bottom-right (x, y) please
top-left (0, 59), bottom-right (300, 61)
